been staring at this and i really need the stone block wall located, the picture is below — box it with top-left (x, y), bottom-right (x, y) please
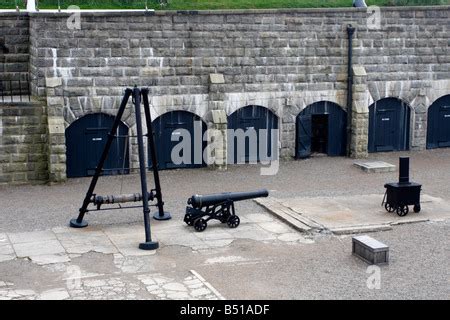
top-left (0, 102), bottom-right (49, 184)
top-left (0, 6), bottom-right (449, 183)
top-left (0, 12), bottom-right (29, 91)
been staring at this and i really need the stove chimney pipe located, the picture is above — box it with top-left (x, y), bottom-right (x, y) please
top-left (399, 157), bottom-right (410, 184)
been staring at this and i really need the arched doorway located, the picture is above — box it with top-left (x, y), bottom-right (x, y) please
top-left (296, 101), bottom-right (347, 159)
top-left (150, 111), bottom-right (207, 170)
top-left (227, 105), bottom-right (279, 164)
top-left (368, 98), bottom-right (411, 153)
top-left (65, 113), bottom-right (129, 178)
top-left (427, 95), bottom-right (450, 149)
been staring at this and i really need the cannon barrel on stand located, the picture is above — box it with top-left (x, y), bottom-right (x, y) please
top-left (184, 189), bottom-right (269, 232)
top-left (188, 189), bottom-right (269, 209)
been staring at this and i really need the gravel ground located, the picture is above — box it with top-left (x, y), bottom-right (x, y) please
top-left (0, 148), bottom-right (449, 300)
top-left (196, 220), bottom-right (450, 299)
top-left (0, 148), bottom-right (449, 233)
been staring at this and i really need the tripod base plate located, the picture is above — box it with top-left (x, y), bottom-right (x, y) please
top-left (139, 241), bottom-right (159, 250)
top-left (153, 211), bottom-right (172, 220)
top-left (70, 218), bottom-right (88, 228)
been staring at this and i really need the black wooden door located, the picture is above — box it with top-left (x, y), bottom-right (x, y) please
top-left (227, 105), bottom-right (279, 164)
top-left (296, 101), bottom-right (347, 158)
top-left (66, 113), bottom-right (129, 178)
top-left (296, 114), bottom-right (312, 158)
top-left (427, 95), bottom-right (450, 149)
top-left (150, 111), bottom-right (206, 170)
top-left (369, 98), bottom-right (410, 153)
top-left (438, 106), bottom-right (450, 147)
top-left (374, 109), bottom-right (396, 152)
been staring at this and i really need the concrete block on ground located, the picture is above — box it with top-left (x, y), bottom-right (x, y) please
top-left (352, 235), bottom-right (389, 265)
top-left (353, 161), bottom-right (396, 173)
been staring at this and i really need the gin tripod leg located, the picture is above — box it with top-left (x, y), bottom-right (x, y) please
top-left (133, 87), bottom-right (158, 250)
top-left (141, 88), bottom-right (171, 221)
top-left (70, 88), bottom-right (133, 228)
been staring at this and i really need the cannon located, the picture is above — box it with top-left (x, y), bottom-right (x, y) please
top-left (184, 189), bottom-right (269, 232)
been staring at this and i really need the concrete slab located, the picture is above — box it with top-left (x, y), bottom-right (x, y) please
top-left (52, 226), bottom-right (105, 234)
top-left (0, 243), bottom-right (14, 255)
top-left (268, 194), bottom-right (450, 234)
top-left (103, 226), bottom-right (157, 257)
top-left (55, 229), bottom-right (117, 255)
top-left (38, 288), bottom-right (70, 300)
top-left (0, 234), bottom-right (8, 243)
top-left (203, 239), bottom-right (234, 248)
top-left (353, 161), bottom-right (396, 173)
top-left (163, 233), bottom-right (210, 251)
top-left (70, 211), bottom-right (302, 253)
top-left (257, 221), bottom-right (292, 234)
top-left (245, 213), bottom-right (274, 223)
top-left (103, 223), bottom-right (224, 254)
top-left (0, 234), bottom-right (12, 258)
top-left (8, 230), bottom-right (56, 244)
top-left (0, 243), bottom-right (15, 262)
top-left (226, 224), bottom-right (277, 241)
top-left (193, 229), bottom-right (234, 241)
top-left (277, 233), bottom-right (310, 243)
top-left (30, 254), bottom-right (71, 265)
top-left (13, 240), bottom-right (65, 258)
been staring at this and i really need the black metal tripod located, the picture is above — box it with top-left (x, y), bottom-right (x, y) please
top-left (69, 87), bottom-right (171, 250)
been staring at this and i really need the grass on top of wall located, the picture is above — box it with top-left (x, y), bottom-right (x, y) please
top-left (0, 0), bottom-right (448, 10)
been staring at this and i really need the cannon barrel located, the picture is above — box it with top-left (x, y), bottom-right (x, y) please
top-left (91, 192), bottom-right (154, 205)
top-left (188, 189), bottom-right (269, 209)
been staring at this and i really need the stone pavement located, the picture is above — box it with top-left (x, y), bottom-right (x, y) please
top-left (0, 208), bottom-right (314, 300)
top-left (0, 207), bottom-right (448, 300)
top-left (256, 194), bottom-right (450, 235)
top-left (1, 150), bottom-right (450, 300)
top-left (0, 266), bottom-right (225, 300)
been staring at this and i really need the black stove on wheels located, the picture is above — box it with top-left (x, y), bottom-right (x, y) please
top-left (382, 157), bottom-right (422, 217)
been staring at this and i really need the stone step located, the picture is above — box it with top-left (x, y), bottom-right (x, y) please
top-left (330, 224), bottom-right (393, 235)
top-left (254, 198), bottom-right (315, 233)
top-left (279, 204), bottom-right (324, 230)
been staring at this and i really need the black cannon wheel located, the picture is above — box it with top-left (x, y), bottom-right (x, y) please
top-left (194, 218), bottom-right (207, 232)
top-left (396, 205), bottom-right (409, 217)
top-left (184, 213), bottom-right (195, 226)
top-left (384, 203), bottom-right (395, 213)
top-left (414, 204), bottom-right (421, 213)
top-left (227, 215), bottom-right (240, 228)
